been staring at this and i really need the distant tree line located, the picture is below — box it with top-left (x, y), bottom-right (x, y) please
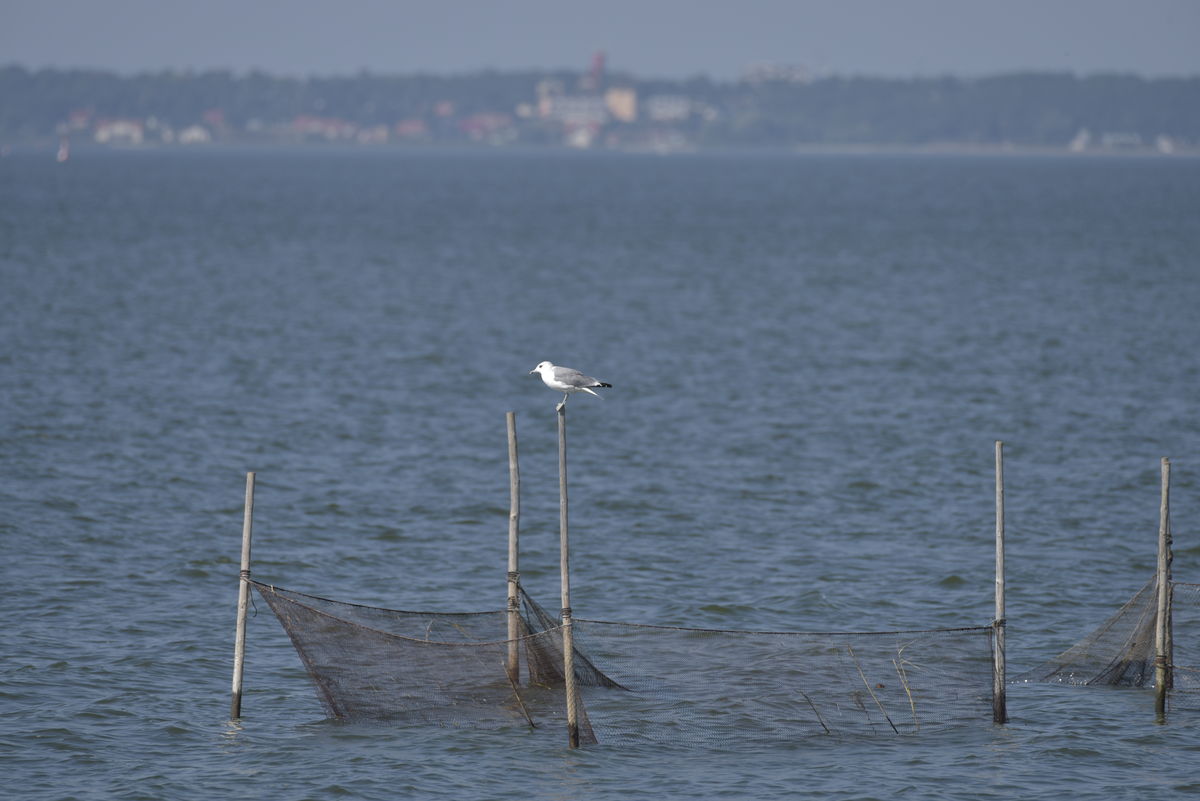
top-left (1, 64), bottom-right (1197, 148)
top-left (721, 72), bottom-right (1200, 146)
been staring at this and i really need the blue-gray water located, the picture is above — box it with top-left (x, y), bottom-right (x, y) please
top-left (3, 149), bottom-right (1199, 800)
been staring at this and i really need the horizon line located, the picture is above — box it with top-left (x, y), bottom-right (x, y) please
top-left (5, 60), bottom-right (1199, 84)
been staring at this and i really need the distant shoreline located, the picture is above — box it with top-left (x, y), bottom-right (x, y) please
top-left (6, 140), bottom-right (1196, 159)
top-left (4, 65), bottom-right (1197, 156)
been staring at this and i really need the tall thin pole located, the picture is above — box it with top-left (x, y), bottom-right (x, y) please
top-left (230, 471), bottom-right (255, 719)
top-left (558, 403), bottom-right (580, 748)
top-left (1155, 457), bottom-right (1173, 721)
top-left (506, 412), bottom-right (521, 685)
top-left (993, 441), bottom-right (1007, 724)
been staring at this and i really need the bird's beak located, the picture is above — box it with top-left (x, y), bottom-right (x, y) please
top-left (528, 368), bottom-right (537, 374)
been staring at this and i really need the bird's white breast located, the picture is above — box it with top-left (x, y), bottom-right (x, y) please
top-left (537, 366), bottom-right (565, 390)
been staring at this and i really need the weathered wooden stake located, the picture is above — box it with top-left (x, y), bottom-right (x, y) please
top-left (506, 412), bottom-right (521, 685)
top-left (230, 471), bottom-right (255, 719)
top-left (558, 403), bottom-right (580, 748)
top-left (993, 441), bottom-right (1007, 724)
top-left (1155, 457), bottom-right (1173, 721)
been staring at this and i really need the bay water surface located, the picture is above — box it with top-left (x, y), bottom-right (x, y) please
top-left (2, 149), bottom-right (1199, 799)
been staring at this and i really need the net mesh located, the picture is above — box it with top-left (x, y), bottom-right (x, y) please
top-left (566, 620), bottom-right (993, 742)
top-left (251, 581), bottom-right (599, 741)
top-left (1020, 576), bottom-right (1159, 686)
top-left (1168, 581), bottom-right (1200, 708)
top-left (1020, 578), bottom-right (1200, 707)
top-left (253, 580), bottom-right (996, 741)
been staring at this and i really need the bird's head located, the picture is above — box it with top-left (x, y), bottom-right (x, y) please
top-left (529, 361), bottom-right (553, 375)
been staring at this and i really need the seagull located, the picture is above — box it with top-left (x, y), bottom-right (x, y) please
top-left (529, 361), bottom-right (612, 409)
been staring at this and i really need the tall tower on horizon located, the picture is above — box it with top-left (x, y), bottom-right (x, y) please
top-left (579, 50), bottom-right (606, 92)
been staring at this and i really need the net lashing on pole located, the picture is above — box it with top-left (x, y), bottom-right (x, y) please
top-left (1019, 578), bottom-right (1199, 706)
top-left (253, 580), bottom-right (996, 742)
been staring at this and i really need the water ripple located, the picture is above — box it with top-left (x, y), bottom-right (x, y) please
top-left (2, 151), bottom-right (1199, 800)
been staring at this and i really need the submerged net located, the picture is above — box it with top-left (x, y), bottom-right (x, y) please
top-left (567, 620), bottom-right (993, 742)
top-left (251, 581), bottom-right (600, 742)
top-left (1021, 576), bottom-right (1159, 686)
top-left (519, 592), bottom-right (995, 741)
top-left (1020, 578), bottom-right (1200, 707)
top-left (253, 580), bottom-right (996, 742)
top-left (1167, 581), bottom-right (1200, 708)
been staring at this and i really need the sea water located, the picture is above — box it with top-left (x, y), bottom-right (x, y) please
top-left (2, 149), bottom-right (1199, 800)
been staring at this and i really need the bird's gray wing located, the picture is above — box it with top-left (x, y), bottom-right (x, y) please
top-left (552, 366), bottom-right (599, 387)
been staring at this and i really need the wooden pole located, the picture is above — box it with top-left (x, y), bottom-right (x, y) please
top-left (558, 403), bottom-right (580, 748)
top-left (506, 412), bottom-right (521, 685)
top-left (993, 441), bottom-right (1007, 724)
top-left (1155, 457), bottom-right (1173, 721)
top-left (230, 471), bottom-right (255, 719)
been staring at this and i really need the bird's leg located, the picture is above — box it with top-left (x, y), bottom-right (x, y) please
top-left (557, 393), bottom-right (568, 411)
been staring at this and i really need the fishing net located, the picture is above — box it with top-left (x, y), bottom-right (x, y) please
top-left (554, 621), bottom-right (993, 743)
top-left (1172, 582), bottom-right (1200, 707)
top-left (252, 580), bottom-right (996, 742)
top-left (1020, 578), bottom-right (1200, 707)
top-left (251, 580), bottom-right (600, 742)
top-left (1020, 576), bottom-right (1160, 686)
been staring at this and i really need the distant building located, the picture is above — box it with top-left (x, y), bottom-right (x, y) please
top-left (93, 119), bottom-right (144, 145)
top-left (644, 95), bottom-right (691, 123)
top-left (578, 50), bottom-right (606, 92)
top-left (356, 125), bottom-right (390, 144)
top-left (536, 78), bottom-right (566, 117)
top-left (394, 119), bottom-right (430, 140)
top-left (178, 125), bottom-right (212, 145)
top-left (460, 112), bottom-right (516, 144)
top-left (67, 109), bottom-right (93, 131)
top-left (605, 88), bottom-right (637, 123)
top-left (545, 95), bottom-right (609, 127)
top-left (565, 126), bottom-right (596, 149)
top-left (291, 115), bottom-right (357, 140)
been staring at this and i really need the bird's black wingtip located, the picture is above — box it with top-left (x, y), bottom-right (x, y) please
top-left (597, 382), bottom-right (613, 388)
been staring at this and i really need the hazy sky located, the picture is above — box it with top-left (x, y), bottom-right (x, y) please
top-left (4, 0), bottom-right (1198, 80)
